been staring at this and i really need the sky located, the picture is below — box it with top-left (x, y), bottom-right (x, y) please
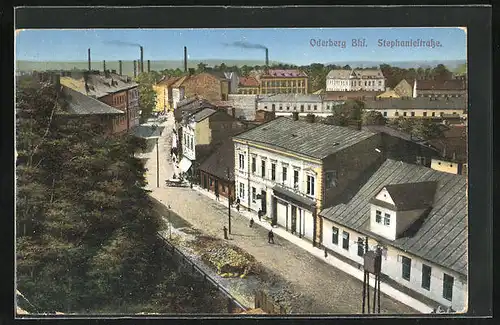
top-left (15, 28), bottom-right (467, 65)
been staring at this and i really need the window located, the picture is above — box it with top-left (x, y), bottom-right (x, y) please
top-left (301, 105), bottom-right (304, 111)
top-left (432, 112), bottom-right (436, 117)
top-left (271, 163), bottom-right (276, 181)
top-left (423, 112), bottom-right (427, 117)
top-left (239, 182), bottom-right (245, 199)
top-left (314, 105), bottom-right (317, 111)
top-left (251, 157), bottom-right (256, 173)
top-left (342, 231), bottom-right (349, 250)
top-left (190, 137), bottom-right (193, 150)
top-left (411, 112), bottom-right (415, 117)
top-left (325, 171), bottom-right (337, 189)
top-left (293, 170), bottom-right (299, 188)
top-left (416, 156), bottom-right (426, 165)
top-left (306, 175), bottom-right (315, 196)
top-left (384, 213), bottom-right (391, 226)
top-left (279, 106), bottom-right (283, 110)
top-left (272, 104), bottom-right (275, 110)
top-left (261, 160), bottom-right (266, 178)
top-left (379, 81), bottom-right (382, 85)
top-left (383, 112), bottom-right (387, 117)
top-left (395, 111), bottom-right (399, 116)
top-left (422, 264), bottom-right (431, 290)
top-left (403, 112), bottom-right (407, 117)
top-left (286, 106), bottom-right (290, 111)
top-left (357, 237), bottom-right (365, 257)
top-left (443, 274), bottom-right (454, 301)
top-left (375, 210), bottom-right (382, 224)
top-left (238, 153), bottom-right (245, 170)
top-left (282, 166), bottom-right (288, 182)
top-left (308, 105), bottom-right (311, 110)
top-left (401, 256), bottom-right (411, 281)
top-left (252, 187), bottom-right (257, 202)
top-left (332, 227), bottom-right (339, 244)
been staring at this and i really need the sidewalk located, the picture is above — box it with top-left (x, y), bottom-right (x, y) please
top-left (192, 185), bottom-right (434, 314)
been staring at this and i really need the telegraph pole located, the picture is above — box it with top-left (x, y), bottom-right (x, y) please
top-left (227, 167), bottom-right (232, 234)
top-left (156, 137), bottom-right (160, 188)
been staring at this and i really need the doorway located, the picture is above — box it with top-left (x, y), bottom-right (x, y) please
top-left (261, 190), bottom-right (267, 214)
top-left (291, 206), bottom-right (297, 234)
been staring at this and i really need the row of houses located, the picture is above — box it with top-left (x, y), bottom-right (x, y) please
top-left (256, 94), bottom-right (467, 121)
top-left (193, 115), bottom-right (467, 312)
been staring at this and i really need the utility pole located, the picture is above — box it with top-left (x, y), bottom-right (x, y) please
top-left (156, 137), bottom-right (160, 188)
top-left (227, 167), bottom-right (232, 234)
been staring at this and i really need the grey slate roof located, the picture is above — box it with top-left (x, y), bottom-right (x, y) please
top-left (257, 94), bottom-right (323, 103)
top-left (353, 69), bottom-right (384, 79)
top-left (320, 159), bottom-right (467, 276)
top-left (192, 108), bottom-right (217, 122)
top-left (233, 117), bottom-right (377, 160)
top-left (198, 140), bottom-right (235, 181)
top-left (364, 98), bottom-right (466, 110)
top-left (371, 181), bottom-right (438, 211)
top-left (60, 86), bottom-right (124, 115)
top-left (60, 72), bottom-right (138, 99)
top-left (326, 69), bottom-right (352, 79)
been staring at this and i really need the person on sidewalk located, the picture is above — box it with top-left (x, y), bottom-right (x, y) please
top-left (235, 198), bottom-right (240, 212)
top-left (215, 191), bottom-right (220, 201)
top-left (258, 209), bottom-right (263, 221)
top-left (249, 218), bottom-right (254, 228)
top-left (223, 226), bottom-right (228, 240)
top-left (268, 229), bottom-right (274, 244)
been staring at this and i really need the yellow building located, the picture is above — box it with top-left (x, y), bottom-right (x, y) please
top-left (153, 76), bottom-right (183, 113)
top-left (376, 88), bottom-right (401, 99)
top-left (259, 69), bottom-right (308, 94)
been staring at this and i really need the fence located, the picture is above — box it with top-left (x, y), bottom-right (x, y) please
top-left (156, 233), bottom-right (248, 313)
top-left (254, 290), bottom-right (288, 314)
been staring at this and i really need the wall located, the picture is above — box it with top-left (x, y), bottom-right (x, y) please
top-left (153, 84), bottom-right (166, 112)
top-left (227, 94), bottom-right (258, 120)
top-left (321, 218), bottom-right (467, 311)
top-left (257, 99), bottom-right (324, 114)
top-left (200, 171), bottom-right (235, 200)
top-left (195, 118), bottom-right (211, 146)
top-left (380, 134), bottom-right (438, 167)
top-left (172, 87), bottom-right (185, 109)
top-left (416, 89), bottom-right (466, 98)
top-left (326, 78), bottom-right (385, 92)
top-left (183, 73), bottom-right (225, 102)
top-left (369, 204), bottom-right (397, 240)
top-left (430, 158), bottom-right (461, 175)
top-left (369, 108), bottom-right (464, 119)
top-left (182, 122), bottom-right (196, 161)
top-left (260, 77), bottom-right (308, 94)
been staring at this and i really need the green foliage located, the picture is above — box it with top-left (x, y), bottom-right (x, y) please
top-left (135, 72), bottom-right (158, 123)
top-left (388, 117), bottom-right (444, 141)
top-left (305, 113), bottom-right (316, 123)
top-left (362, 110), bottom-right (387, 126)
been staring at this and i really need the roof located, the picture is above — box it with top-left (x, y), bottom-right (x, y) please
top-left (177, 97), bottom-right (215, 113)
top-left (206, 70), bottom-right (229, 81)
top-left (171, 75), bottom-right (190, 88)
top-left (326, 69), bottom-right (352, 79)
top-left (325, 91), bottom-right (382, 100)
top-left (320, 159), bottom-right (467, 276)
top-left (376, 89), bottom-right (400, 98)
top-left (416, 79), bottom-right (466, 91)
top-left (361, 125), bottom-right (426, 143)
top-left (60, 72), bottom-right (138, 98)
top-left (233, 117), bottom-right (377, 160)
top-left (239, 76), bottom-right (259, 87)
top-left (353, 69), bottom-right (385, 79)
top-left (59, 86), bottom-right (124, 115)
top-left (192, 108), bottom-right (217, 122)
top-left (427, 125), bottom-right (467, 163)
top-left (198, 140), bottom-right (235, 181)
top-left (363, 98), bottom-right (466, 110)
top-left (371, 181), bottom-right (438, 211)
top-left (261, 69), bottom-right (308, 78)
top-left (258, 93), bottom-right (322, 103)
top-left (240, 308), bottom-right (266, 314)
top-left (157, 76), bottom-right (182, 87)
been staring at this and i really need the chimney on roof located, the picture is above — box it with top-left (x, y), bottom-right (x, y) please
top-left (118, 60), bottom-right (122, 75)
top-left (87, 48), bottom-right (91, 71)
top-left (184, 46), bottom-right (188, 73)
top-left (140, 46), bottom-right (144, 73)
top-left (103, 60), bottom-right (106, 72)
top-left (147, 60), bottom-right (151, 73)
top-left (133, 60), bottom-right (137, 78)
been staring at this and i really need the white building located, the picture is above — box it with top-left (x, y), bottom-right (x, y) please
top-left (256, 94), bottom-right (344, 117)
top-left (326, 69), bottom-right (385, 92)
top-left (232, 116), bottom-right (381, 245)
top-left (320, 159), bottom-right (467, 312)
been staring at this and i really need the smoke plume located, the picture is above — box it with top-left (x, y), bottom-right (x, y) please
top-left (105, 40), bottom-right (142, 48)
top-left (223, 41), bottom-right (267, 50)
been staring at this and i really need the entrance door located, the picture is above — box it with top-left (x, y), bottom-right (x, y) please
top-left (271, 197), bottom-right (278, 226)
top-left (214, 180), bottom-right (219, 194)
top-left (291, 206), bottom-right (297, 234)
top-left (261, 190), bottom-right (267, 214)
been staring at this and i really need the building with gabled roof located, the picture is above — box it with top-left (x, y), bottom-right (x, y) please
top-left (319, 159), bottom-right (467, 311)
top-left (259, 69), bottom-right (308, 95)
top-left (326, 68), bottom-right (385, 92)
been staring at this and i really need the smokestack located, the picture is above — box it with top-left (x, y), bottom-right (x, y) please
top-left (140, 46), bottom-right (144, 73)
top-left (147, 60), bottom-right (151, 73)
top-left (133, 60), bottom-right (137, 78)
top-left (88, 48), bottom-right (91, 71)
top-left (118, 60), bottom-right (122, 75)
top-left (103, 60), bottom-right (106, 72)
top-left (265, 48), bottom-right (269, 67)
top-left (184, 46), bottom-right (188, 73)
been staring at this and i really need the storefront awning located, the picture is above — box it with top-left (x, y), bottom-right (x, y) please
top-left (272, 185), bottom-right (316, 211)
top-left (179, 157), bottom-right (192, 173)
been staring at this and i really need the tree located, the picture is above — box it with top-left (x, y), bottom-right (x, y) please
top-left (323, 112), bottom-right (348, 126)
top-left (136, 72), bottom-right (158, 123)
top-left (412, 119), bottom-right (445, 140)
top-left (196, 62), bottom-right (208, 73)
top-left (362, 110), bottom-right (386, 125)
top-left (305, 113), bottom-right (315, 123)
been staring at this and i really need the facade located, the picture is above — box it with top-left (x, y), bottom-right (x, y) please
top-left (376, 89), bottom-right (401, 99)
top-left (393, 79), bottom-right (414, 97)
top-left (363, 98), bottom-right (467, 119)
top-left (237, 76), bottom-right (260, 95)
top-left (256, 94), bottom-right (344, 117)
top-left (319, 160), bottom-right (467, 311)
top-left (60, 70), bottom-right (140, 131)
top-left (325, 91), bottom-right (383, 101)
top-left (326, 69), bottom-right (385, 92)
top-left (227, 94), bottom-right (259, 120)
top-left (259, 69), bottom-right (308, 95)
top-left (153, 76), bottom-right (183, 113)
top-left (224, 71), bottom-right (240, 94)
top-left (198, 140), bottom-right (236, 200)
top-left (171, 76), bottom-right (189, 110)
top-left (413, 79), bottom-right (467, 98)
top-left (182, 72), bottom-right (230, 102)
top-left (232, 117), bottom-right (382, 245)
top-left (430, 158), bottom-right (465, 175)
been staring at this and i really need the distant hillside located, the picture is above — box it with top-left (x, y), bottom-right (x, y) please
top-left (454, 63), bottom-right (467, 75)
top-left (16, 59), bottom-right (280, 76)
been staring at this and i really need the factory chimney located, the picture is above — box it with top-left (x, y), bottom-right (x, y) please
top-left (140, 46), bottom-right (144, 73)
top-left (118, 60), bottom-right (122, 75)
top-left (265, 48), bottom-right (269, 67)
top-left (184, 46), bottom-right (188, 73)
top-left (133, 60), bottom-right (137, 78)
top-left (147, 60), bottom-right (151, 73)
top-left (88, 48), bottom-right (91, 71)
top-left (103, 60), bottom-right (106, 72)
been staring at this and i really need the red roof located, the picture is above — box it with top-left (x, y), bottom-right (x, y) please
top-left (239, 76), bottom-right (259, 87)
top-left (417, 79), bottom-right (466, 91)
top-left (262, 69), bottom-right (308, 78)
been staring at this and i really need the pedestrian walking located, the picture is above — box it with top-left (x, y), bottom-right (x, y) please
top-left (235, 197), bottom-right (240, 211)
top-left (268, 229), bottom-right (274, 244)
top-left (215, 191), bottom-right (220, 201)
top-left (249, 218), bottom-right (254, 228)
top-left (258, 209), bottom-right (263, 221)
top-left (223, 226), bottom-right (228, 240)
